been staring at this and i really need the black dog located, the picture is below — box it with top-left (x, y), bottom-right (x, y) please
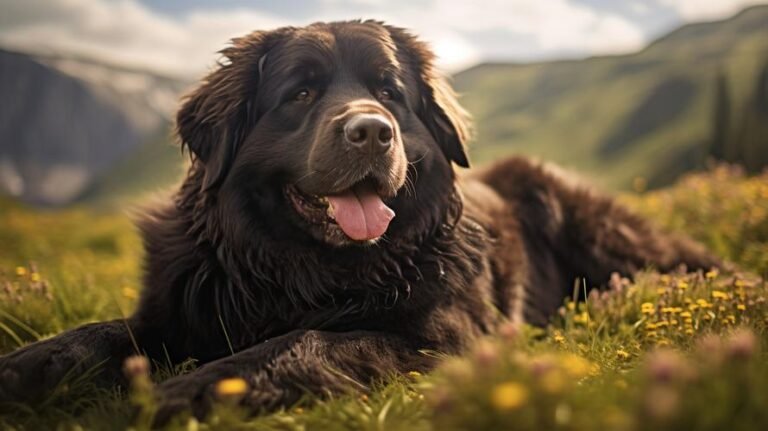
top-left (0, 20), bottom-right (719, 423)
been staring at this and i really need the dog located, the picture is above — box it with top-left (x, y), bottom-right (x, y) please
top-left (0, 20), bottom-right (719, 424)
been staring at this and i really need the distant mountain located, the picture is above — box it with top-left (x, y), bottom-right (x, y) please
top-left (454, 5), bottom-right (768, 190)
top-left (0, 49), bottom-right (189, 205)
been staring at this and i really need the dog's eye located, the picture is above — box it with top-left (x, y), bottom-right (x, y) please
top-left (378, 87), bottom-right (395, 101)
top-left (294, 88), bottom-right (313, 103)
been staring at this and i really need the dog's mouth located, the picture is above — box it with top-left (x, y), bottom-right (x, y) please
top-left (285, 177), bottom-right (395, 243)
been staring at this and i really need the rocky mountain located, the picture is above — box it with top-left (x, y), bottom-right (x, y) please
top-left (0, 49), bottom-right (188, 205)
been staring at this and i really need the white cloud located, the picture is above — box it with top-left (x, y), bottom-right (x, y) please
top-left (0, 0), bottom-right (718, 77)
top-left (0, 0), bottom-right (288, 77)
top-left (660, 0), bottom-right (766, 20)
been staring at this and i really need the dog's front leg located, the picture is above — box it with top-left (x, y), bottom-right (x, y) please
top-left (0, 319), bottom-right (143, 404)
top-left (153, 329), bottom-right (433, 425)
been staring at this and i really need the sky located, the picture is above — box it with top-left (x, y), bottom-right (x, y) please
top-left (0, 0), bottom-right (765, 77)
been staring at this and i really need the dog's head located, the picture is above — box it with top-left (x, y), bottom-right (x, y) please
top-left (177, 21), bottom-right (470, 247)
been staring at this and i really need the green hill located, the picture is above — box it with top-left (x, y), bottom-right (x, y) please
top-left (454, 5), bottom-right (768, 190)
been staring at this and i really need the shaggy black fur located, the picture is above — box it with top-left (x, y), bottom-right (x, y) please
top-left (0, 20), bottom-right (720, 425)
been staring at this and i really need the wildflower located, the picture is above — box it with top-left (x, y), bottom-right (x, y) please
top-left (676, 281), bottom-right (689, 290)
top-left (122, 287), bottom-right (139, 300)
top-left (490, 382), bottom-right (529, 410)
top-left (645, 386), bottom-right (680, 420)
top-left (552, 331), bottom-right (566, 345)
top-left (498, 322), bottom-right (519, 341)
top-left (736, 304), bottom-right (746, 311)
top-left (573, 312), bottom-right (589, 324)
top-left (711, 291), bottom-right (729, 300)
top-left (561, 354), bottom-right (593, 378)
top-left (685, 328), bottom-right (694, 336)
top-left (705, 269), bottom-right (718, 279)
top-left (645, 350), bottom-right (686, 383)
top-left (15, 266), bottom-right (27, 277)
top-left (726, 329), bottom-right (757, 360)
top-left (122, 355), bottom-right (151, 392)
top-left (641, 302), bottom-right (655, 314)
top-left (123, 355), bottom-right (150, 379)
top-left (30, 273), bottom-right (41, 282)
top-left (408, 371), bottom-right (422, 378)
top-left (441, 358), bottom-right (474, 382)
top-left (616, 350), bottom-right (630, 360)
top-left (215, 377), bottom-right (248, 398)
top-left (680, 311), bottom-right (692, 318)
top-left (660, 275), bottom-right (671, 284)
top-left (473, 340), bottom-right (499, 367)
top-left (539, 371), bottom-right (566, 394)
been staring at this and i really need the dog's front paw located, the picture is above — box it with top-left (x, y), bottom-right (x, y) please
top-left (153, 374), bottom-right (217, 427)
top-left (0, 341), bottom-right (88, 404)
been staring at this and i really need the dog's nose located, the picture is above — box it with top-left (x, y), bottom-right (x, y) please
top-left (343, 114), bottom-right (393, 154)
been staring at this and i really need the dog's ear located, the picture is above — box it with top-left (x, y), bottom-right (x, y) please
top-left (176, 30), bottom-right (286, 191)
top-left (385, 25), bottom-right (472, 168)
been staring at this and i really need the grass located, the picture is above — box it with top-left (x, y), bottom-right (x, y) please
top-left (0, 165), bottom-right (767, 430)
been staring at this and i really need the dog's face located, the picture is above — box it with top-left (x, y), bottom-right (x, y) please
top-left (177, 21), bottom-right (470, 247)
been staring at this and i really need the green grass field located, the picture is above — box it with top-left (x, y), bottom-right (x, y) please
top-left (0, 166), bottom-right (767, 430)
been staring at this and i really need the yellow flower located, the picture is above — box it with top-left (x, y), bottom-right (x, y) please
top-left (705, 270), bottom-right (718, 279)
top-left (122, 287), bottom-right (139, 300)
top-left (553, 332), bottom-right (566, 345)
top-left (660, 275), bottom-right (671, 284)
top-left (490, 382), bottom-right (529, 411)
top-left (15, 266), bottom-right (27, 277)
top-left (656, 288), bottom-right (668, 295)
top-left (574, 312), bottom-right (589, 324)
top-left (539, 371), bottom-right (566, 394)
top-left (215, 378), bottom-right (248, 397)
top-left (641, 302), bottom-right (655, 314)
top-left (680, 311), bottom-right (692, 318)
top-left (30, 273), bottom-right (41, 282)
top-left (685, 328), bottom-right (695, 336)
top-left (561, 354), bottom-right (593, 378)
top-left (616, 350), bottom-right (630, 360)
top-left (711, 291), bottom-right (729, 300)
top-left (676, 281), bottom-right (689, 290)
top-left (408, 371), bottom-right (422, 378)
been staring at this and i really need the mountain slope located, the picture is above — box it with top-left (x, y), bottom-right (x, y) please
top-left (454, 6), bottom-right (768, 190)
top-left (0, 49), bottom-right (188, 206)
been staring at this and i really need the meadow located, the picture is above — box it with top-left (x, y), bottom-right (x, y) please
top-left (0, 165), bottom-right (767, 430)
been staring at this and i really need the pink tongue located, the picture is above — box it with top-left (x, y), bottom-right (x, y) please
top-left (327, 183), bottom-right (395, 241)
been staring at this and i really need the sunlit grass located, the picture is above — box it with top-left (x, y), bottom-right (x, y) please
top-left (0, 165), bottom-right (766, 430)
